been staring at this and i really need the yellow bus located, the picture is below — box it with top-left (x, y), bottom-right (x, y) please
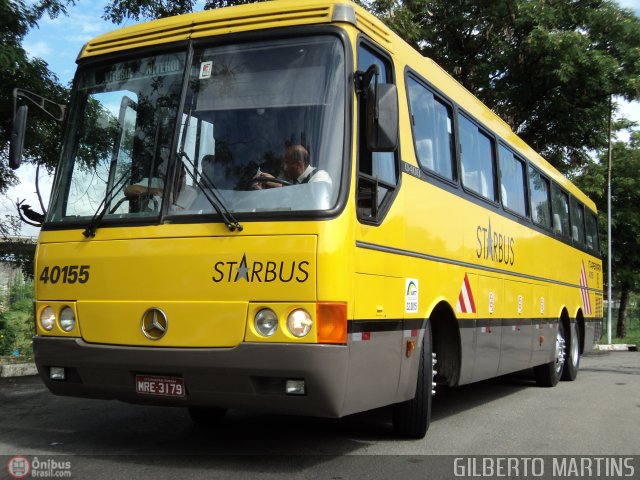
top-left (15, 0), bottom-right (602, 438)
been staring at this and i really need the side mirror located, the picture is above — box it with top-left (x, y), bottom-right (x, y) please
top-left (365, 83), bottom-right (399, 152)
top-left (9, 105), bottom-right (28, 170)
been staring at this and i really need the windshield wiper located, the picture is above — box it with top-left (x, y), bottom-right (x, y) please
top-left (82, 171), bottom-right (131, 238)
top-left (176, 98), bottom-right (241, 232)
top-left (178, 151), bottom-right (243, 232)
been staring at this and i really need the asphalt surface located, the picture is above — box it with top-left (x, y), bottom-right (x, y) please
top-left (0, 351), bottom-right (638, 479)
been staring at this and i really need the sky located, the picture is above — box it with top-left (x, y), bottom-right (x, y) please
top-left (5, 0), bottom-right (640, 236)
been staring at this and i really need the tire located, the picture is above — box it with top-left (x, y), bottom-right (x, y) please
top-left (534, 320), bottom-right (566, 387)
top-left (561, 320), bottom-right (580, 381)
top-left (392, 322), bottom-right (434, 439)
top-left (188, 406), bottom-right (227, 427)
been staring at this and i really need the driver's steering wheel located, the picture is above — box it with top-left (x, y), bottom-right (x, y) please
top-left (253, 176), bottom-right (292, 186)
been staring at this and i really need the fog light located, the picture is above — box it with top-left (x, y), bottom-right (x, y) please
top-left (285, 379), bottom-right (306, 395)
top-left (59, 306), bottom-right (76, 332)
top-left (287, 309), bottom-right (312, 338)
top-left (40, 306), bottom-right (56, 331)
top-left (50, 367), bottom-right (66, 381)
top-left (255, 308), bottom-right (278, 337)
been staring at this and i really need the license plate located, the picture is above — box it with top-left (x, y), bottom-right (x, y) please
top-left (135, 375), bottom-right (185, 398)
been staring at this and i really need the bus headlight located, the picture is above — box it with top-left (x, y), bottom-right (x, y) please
top-left (254, 308), bottom-right (278, 337)
top-left (59, 307), bottom-right (76, 332)
top-left (287, 309), bottom-right (313, 338)
top-left (40, 306), bottom-right (56, 331)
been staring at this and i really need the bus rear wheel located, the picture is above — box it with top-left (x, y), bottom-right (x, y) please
top-left (534, 321), bottom-right (566, 387)
top-left (561, 321), bottom-right (580, 381)
top-left (392, 322), bottom-right (434, 439)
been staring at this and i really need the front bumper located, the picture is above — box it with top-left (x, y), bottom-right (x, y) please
top-left (33, 336), bottom-right (349, 418)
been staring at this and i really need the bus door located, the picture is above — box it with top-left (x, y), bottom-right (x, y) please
top-left (346, 41), bottom-right (406, 413)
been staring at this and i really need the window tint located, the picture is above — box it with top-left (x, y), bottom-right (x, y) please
top-left (407, 76), bottom-right (455, 181)
top-left (551, 184), bottom-right (571, 238)
top-left (585, 211), bottom-right (599, 252)
top-left (498, 145), bottom-right (527, 216)
top-left (459, 115), bottom-right (496, 201)
top-left (528, 166), bottom-right (551, 228)
top-left (570, 199), bottom-right (586, 245)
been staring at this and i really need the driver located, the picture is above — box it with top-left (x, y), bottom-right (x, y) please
top-left (251, 144), bottom-right (331, 189)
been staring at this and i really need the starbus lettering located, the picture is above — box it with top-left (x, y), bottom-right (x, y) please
top-left (212, 254), bottom-right (309, 283)
top-left (476, 218), bottom-right (515, 266)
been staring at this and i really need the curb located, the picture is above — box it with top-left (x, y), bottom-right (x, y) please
top-left (594, 344), bottom-right (638, 352)
top-left (0, 363), bottom-right (38, 378)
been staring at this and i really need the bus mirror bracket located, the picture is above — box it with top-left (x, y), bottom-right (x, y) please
top-left (10, 88), bottom-right (67, 170)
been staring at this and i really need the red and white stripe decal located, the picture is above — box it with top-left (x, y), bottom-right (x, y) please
top-left (456, 273), bottom-right (477, 314)
top-left (580, 261), bottom-right (592, 315)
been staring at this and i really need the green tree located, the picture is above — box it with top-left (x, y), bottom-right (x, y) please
top-left (102, 0), bottom-right (263, 22)
top-left (365, 0), bottom-right (640, 174)
top-left (576, 129), bottom-right (640, 338)
top-left (0, 0), bottom-right (77, 248)
top-left (0, 1), bottom-right (75, 184)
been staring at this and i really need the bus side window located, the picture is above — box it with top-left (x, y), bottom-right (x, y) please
top-left (406, 75), bottom-right (455, 181)
top-left (459, 115), bottom-right (497, 202)
top-left (551, 183), bottom-right (571, 238)
top-left (570, 198), bottom-right (586, 247)
top-left (356, 43), bottom-right (398, 222)
top-left (498, 145), bottom-right (527, 217)
top-left (585, 211), bottom-right (599, 252)
top-left (528, 165), bottom-right (552, 229)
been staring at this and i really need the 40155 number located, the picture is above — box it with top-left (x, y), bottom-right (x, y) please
top-left (39, 265), bottom-right (90, 284)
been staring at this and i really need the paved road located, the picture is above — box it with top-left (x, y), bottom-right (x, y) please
top-left (0, 351), bottom-right (638, 479)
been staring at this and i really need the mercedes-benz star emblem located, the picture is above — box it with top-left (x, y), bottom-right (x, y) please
top-left (141, 308), bottom-right (168, 340)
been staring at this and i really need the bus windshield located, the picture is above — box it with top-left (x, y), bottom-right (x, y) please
top-left (47, 35), bottom-right (346, 227)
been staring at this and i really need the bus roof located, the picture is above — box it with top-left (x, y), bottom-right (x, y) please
top-left (78, 0), bottom-right (597, 212)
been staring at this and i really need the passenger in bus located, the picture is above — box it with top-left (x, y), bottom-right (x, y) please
top-left (124, 176), bottom-right (164, 211)
top-left (124, 178), bottom-right (164, 197)
top-left (124, 165), bottom-right (196, 211)
top-left (251, 144), bottom-right (331, 189)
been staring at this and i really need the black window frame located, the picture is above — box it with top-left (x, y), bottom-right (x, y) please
top-left (405, 72), bottom-right (457, 185)
top-left (457, 112), bottom-right (499, 205)
top-left (355, 38), bottom-right (400, 225)
top-left (497, 143), bottom-right (529, 219)
top-left (570, 196), bottom-right (587, 248)
top-left (584, 210), bottom-right (600, 253)
top-left (528, 164), bottom-right (553, 231)
top-left (550, 182), bottom-right (571, 240)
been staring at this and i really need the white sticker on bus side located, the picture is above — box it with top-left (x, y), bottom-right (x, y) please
top-left (405, 278), bottom-right (419, 313)
top-left (199, 61), bottom-right (213, 79)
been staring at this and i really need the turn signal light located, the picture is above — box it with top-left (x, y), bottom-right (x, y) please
top-left (316, 303), bottom-right (347, 344)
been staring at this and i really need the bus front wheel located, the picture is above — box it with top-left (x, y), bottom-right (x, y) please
top-left (392, 322), bottom-right (434, 439)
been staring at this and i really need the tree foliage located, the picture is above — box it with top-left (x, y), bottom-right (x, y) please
top-left (365, 0), bottom-right (640, 174)
top-left (576, 129), bottom-right (640, 337)
top-left (0, 0), bottom-right (75, 192)
top-left (102, 0), bottom-right (264, 23)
